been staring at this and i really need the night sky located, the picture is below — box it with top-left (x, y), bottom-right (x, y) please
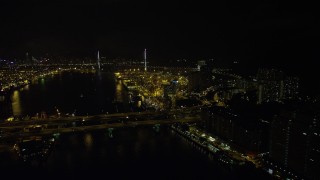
top-left (0, 1), bottom-right (319, 89)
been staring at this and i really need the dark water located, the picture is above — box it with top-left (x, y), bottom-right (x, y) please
top-left (0, 72), bottom-right (270, 179)
top-left (3, 71), bottom-right (128, 117)
top-left (1, 127), bottom-right (269, 180)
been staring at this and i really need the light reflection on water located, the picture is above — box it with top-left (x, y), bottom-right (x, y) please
top-left (84, 133), bottom-right (93, 149)
top-left (0, 127), bottom-right (269, 179)
top-left (1, 72), bottom-right (118, 117)
top-left (11, 90), bottom-right (22, 116)
top-left (115, 80), bottom-right (123, 102)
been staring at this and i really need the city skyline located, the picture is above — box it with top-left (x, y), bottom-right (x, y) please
top-left (0, 1), bottom-right (318, 69)
top-left (0, 0), bottom-right (319, 102)
top-left (0, 2), bottom-right (319, 179)
top-left (1, 62), bottom-right (318, 179)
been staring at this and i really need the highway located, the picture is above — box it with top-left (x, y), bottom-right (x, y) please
top-left (0, 109), bottom-right (201, 141)
top-left (0, 106), bottom-right (200, 126)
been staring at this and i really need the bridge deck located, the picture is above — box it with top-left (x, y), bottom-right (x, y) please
top-left (0, 117), bottom-right (200, 141)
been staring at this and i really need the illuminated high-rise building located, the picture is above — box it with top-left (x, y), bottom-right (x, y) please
top-left (25, 52), bottom-right (29, 64)
top-left (144, 48), bottom-right (147, 71)
top-left (255, 69), bottom-right (299, 103)
top-left (270, 106), bottom-right (320, 179)
top-left (284, 77), bottom-right (299, 99)
top-left (97, 50), bottom-right (101, 70)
